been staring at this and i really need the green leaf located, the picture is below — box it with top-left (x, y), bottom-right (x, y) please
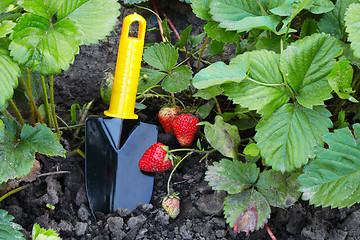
top-left (0, 0), bottom-right (15, 13)
top-left (255, 103), bottom-right (332, 172)
top-left (32, 223), bottom-right (61, 240)
top-left (200, 115), bottom-right (241, 160)
top-left (137, 68), bottom-right (166, 93)
top-left (299, 18), bottom-right (318, 39)
top-left (224, 189), bottom-right (271, 233)
top-left (177, 24), bottom-right (192, 49)
top-left (299, 124), bottom-right (360, 208)
top-left (305, 0), bottom-right (334, 14)
top-left (9, 13), bottom-right (81, 75)
top-left (0, 209), bottom-right (25, 240)
top-left (243, 143), bottom-right (259, 157)
top-left (191, 0), bottom-right (211, 21)
top-left (345, 3), bottom-right (360, 58)
top-left (339, 42), bottom-right (360, 68)
top-left (206, 39), bottom-right (224, 57)
top-left (143, 42), bottom-right (178, 72)
top-left (57, 0), bottom-right (120, 45)
top-left (0, 123), bottom-right (66, 183)
top-left (256, 170), bottom-right (301, 208)
top-left (0, 48), bottom-right (20, 111)
top-left (21, 123), bottom-right (66, 157)
top-left (223, 50), bottom-right (290, 117)
top-left (192, 85), bottom-right (223, 100)
top-left (0, 20), bottom-right (15, 38)
top-left (204, 21), bottom-right (239, 43)
top-left (205, 159), bottom-right (259, 194)
top-left (0, 120), bottom-right (4, 137)
top-left (328, 61), bottom-right (357, 103)
top-left (318, 0), bottom-right (357, 40)
top-left (19, 0), bottom-right (66, 19)
top-left (193, 60), bottom-right (248, 89)
top-left (122, 0), bottom-right (148, 4)
top-left (209, 0), bottom-right (282, 33)
top-left (161, 65), bottom-right (192, 93)
top-left (280, 33), bottom-right (342, 108)
top-left (197, 100), bottom-right (215, 119)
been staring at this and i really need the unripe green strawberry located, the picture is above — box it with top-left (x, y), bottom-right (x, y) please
top-left (173, 113), bottom-right (200, 146)
top-left (138, 143), bottom-right (172, 172)
top-left (158, 106), bottom-right (182, 133)
top-left (162, 194), bottom-right (180, 219)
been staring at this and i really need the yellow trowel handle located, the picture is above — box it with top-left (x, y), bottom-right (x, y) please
top-left (104, 13), bottom-right (146, 119)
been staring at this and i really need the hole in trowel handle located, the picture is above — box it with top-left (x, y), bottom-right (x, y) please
top-left (128, 21), bottom-right (141, 38)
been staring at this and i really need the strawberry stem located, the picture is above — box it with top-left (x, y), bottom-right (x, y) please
top-left (265, 224), bottom-right (277, 240)
top-left (167, 152), bottom-right (192, 195)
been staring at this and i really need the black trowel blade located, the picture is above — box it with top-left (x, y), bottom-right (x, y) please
top-left (85, 118), bottom-right (157, 215)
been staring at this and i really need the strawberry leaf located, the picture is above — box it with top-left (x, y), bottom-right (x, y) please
top-left (318, 0), bottom-right (357, 40)
top-left (122, 0), bottom-right (149, 5)
top-left (299, 123), bottom-right (360, 208)
top-left (224, 189), bottom-right (271, 233)
top-left (193, 58), bottom-right (249, 89)
top-left (143, 42), bottom-right (178, 73)
top-left (345, 3), bottom-right (360, 58)
top-left (280, 33), bottom-right (343, 108)
top-left (256, 170), bottom-right (301, 208)
top-left (0, 122), bottom-right (66, 183)
top-left (205, 159), bottom-right (259, 194)
top-left (0, 210), bottom-right (25, 240)
top-left (223, 50), bottom-right (290, 118)
top-left (32, 223), bottom-right (61, 240)
top-left (0, 20), bottom-right (16, 38)
top-left (57, 0), bottom-right (120, 45)
top-left (0, 47), bottom-right (20, 111)
top-left (328, 61), bottom-right (357, 103)
top-left (204, 21), bottom-right (240, 43)
top-left (305, 0), bottom-right (334, 14)
top-left (162, 65), bottom-right (192, 93)
top-left (191, 0), bottom-right (211, 21)
top-left (9, 13), bottom-right (81, 75)
top-left (200, 115), bottom-right (241, 160)
top-left (255, 103), bottom-right (332, 172)
top-left (137, 68), bottom-right (166, 93)
top-left (20, 0), bottom-right (66, 19)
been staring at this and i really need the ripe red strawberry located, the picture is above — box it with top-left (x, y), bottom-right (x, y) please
top-left (138, 143), bottom-right (172, 172)
top-left (162, 194), bottom-right (180, 219)
top-left (173, 113), bottom-right (200, 147)
top-left (158, 106), bottom-right (182, 133)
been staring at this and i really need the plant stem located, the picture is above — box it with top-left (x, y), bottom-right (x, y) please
top-left (40, 75), bottom-right (53, 128)
top-left (167, 152), bottom-right (192, 195)
top-left (25, 69), bottom-right (36, 125)
top-left (212, 97), bottom-right (222, 114)
top-left (150, 0), bottom-right (166, 42)
top-left (8, 99), bottom-right (24, 126)
top-left (197, 36), bottom-right (210, 73)
top-left (74, 100), bottom-right (93, 137)
top-left (49, 75), bottom-right (59, 132)
top-left (20, 71), bottom-right (44, 123)
top-left (0, 184), bottom-right (30, 203)
top-left (265, 224), bottom-right (277, 240)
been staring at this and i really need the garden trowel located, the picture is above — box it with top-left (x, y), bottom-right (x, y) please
top-left (85, 14), bottom-right (157, 215)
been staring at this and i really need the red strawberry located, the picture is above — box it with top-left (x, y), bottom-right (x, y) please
top-left (138, 143), bottom-right (172, 172)
top-left (173, 113), bottom-right (200, 147)
top-left (162, 194), bottom-right (180, 219)
top-left (158, 106), bottom-right (182, 133)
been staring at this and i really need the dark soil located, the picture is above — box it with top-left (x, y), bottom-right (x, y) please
top-left (3, 1), bottom-right (360, 240)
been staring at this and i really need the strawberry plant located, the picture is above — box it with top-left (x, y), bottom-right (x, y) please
top-left (0, 0), bottom-right (120, 185)
top-left (184, 0), bottom-right (360, 236)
